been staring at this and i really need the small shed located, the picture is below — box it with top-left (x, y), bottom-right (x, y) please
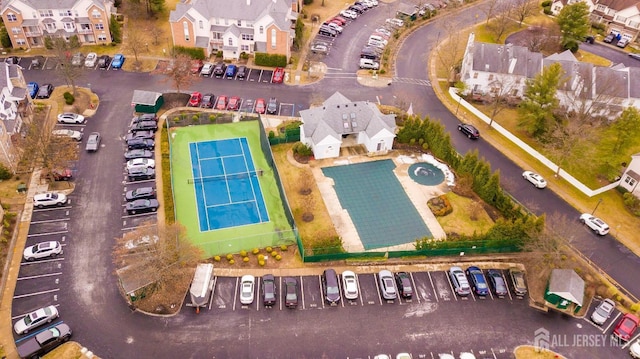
top-left (116, 264), bottom-right (158, 304)
top-left (396, 3), bottom-right (418, 20)
top-left (544, 269), bottom-right (585, 314)
top-left (131, 90), bottom-right (164, 114)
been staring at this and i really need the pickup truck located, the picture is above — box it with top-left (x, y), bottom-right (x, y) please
top-left (16, 323), bottom-right (72, 358)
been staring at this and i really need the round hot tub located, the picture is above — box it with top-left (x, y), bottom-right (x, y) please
top-left (408, 162), bottom-right (445, 186)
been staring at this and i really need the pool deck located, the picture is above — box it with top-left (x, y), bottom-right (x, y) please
top-left (310, 152), bottom-right (448, 252)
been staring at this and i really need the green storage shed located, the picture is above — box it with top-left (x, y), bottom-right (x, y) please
top-left (132, 90), bottom-right (164, 114)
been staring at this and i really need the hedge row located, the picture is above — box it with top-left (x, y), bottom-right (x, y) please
top-left (254, 53), bottom-right (287, 67)
top-left (172, 46), bottom-right (205, 60)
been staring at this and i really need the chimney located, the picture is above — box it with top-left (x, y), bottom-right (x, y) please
top-left (247, 0), bottom-right (250, 5)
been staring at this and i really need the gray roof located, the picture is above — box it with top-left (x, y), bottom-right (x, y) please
top-left (11, 87), bottom-right (26, 99)
top-left (548, 269), bottom-right (585, 307)
top-left (471, 42), bottom-right (543, 78)
top-left (594, 66), bottom-right (629, 99)
top-left (629, 67), bottom-right (640, 98)
top-left (195, 36), bottom-right (208, 48)
top-left (131, 90), bottom-right (162, 106)
top-left (299, 91), bottom-right (396, 143)
top-left (227, 24), bottom-right (241, 37)
top-left (397, 2), bottom-right (418, 16)
top-left (74, 17), bottom-right (90, 24)
top-left (210, 25), bottom-right (226, 32)
top-left (545, 50), bottom-right (578, 62)
top-left (542, 58), bottom-right (593, 98)
top-left (0, 64), bottom-right (8, 89)
top-left (21, 19), bottom-right (39, 26)
top-left (3, 0), bottom-right (108, 12)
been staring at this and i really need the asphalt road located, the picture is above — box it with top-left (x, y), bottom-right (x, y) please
top-left (7, 1), bottom-right (640, 358)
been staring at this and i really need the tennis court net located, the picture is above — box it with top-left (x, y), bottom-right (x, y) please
top-left (187, 170), bottom-right (263, 184)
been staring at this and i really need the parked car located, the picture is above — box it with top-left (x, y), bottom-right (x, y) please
top-left (617, 38), bottom-right (630, 48)
top-left (324, 22), bottom-right (343, 33)
top-left (591, 298), bottom-right (616, 325)
top-left (27, 82), bottom-right (39, 98)
top-left (5, 56), bottom-right (19, 64)
top-left (385, 18), bottom-right (404, 27)
top-left (342, 270), bottom-right (359, 300)
top-left (613, 313), bottom-right (640, 341)
top-left (240, 275), bottom-right (255, 305)
top-left (127, 167), bottom-right (155, 181)
top-left (84, 52), bottom-right (97, 67)
top-left (631, 339), bottom-right (640, 358)
top-left (130, 120), bottom-right (158, 133)
top-left (584, 35), bottom-right (595, 44)
top-left (36, 84), bottom-right (54, 99)
top-left (284, 277), bottom-right (298, 308)
top-left (126, 131), bottom-right (154, 141)
top-left (14, 305), bottom-right (59, 335)
top-left (330, 16), bottom-right (348, 26)
top-left (133, 113), bottom-right (158, 123)
top-left (125, 198), bottom-right (159, 214)
top-left (458, 123), bottom-right (480, 139)
top-left (267, 97), bottom-right (278, 114)
top-left (322, 269), bottom-right (341, 304)
top-left (227, 96), bottom-right (241, 111)
top-left (188, 92), bottom-right (202, 107)
top-left (449, 266), bottom-right (471, 296)
top-left (349, 4), bottom-right (365, 14)
top-left (466, 266), bottom-right (489, 296)
top-left (262, 274), bottom-right (276, 307)
top-left (394, 271), bottom-right (413, 299)
top-left (579, 213), bottom-right (610, 235)
top-left (33, 192), bottom-right (67, 208)
top-left (125, 187), bottom-right (156, 201)
top-left (522, 171), bottom-right (547, 189)
top-left (85, 132), bottom-right (101, 152)
top-left (200, 62), bottom-right (214, 77)
top-left (213, 62), bottom-right (227, 78)
top-left (375, 27), bottom-right (392, 37)
top-left (237, 66), bottom-right (247, 79)
top-left (378, 270), bottom-right (397, 300)
top-left (340, 9), bottom-right (358, 19)
top-left (16, 323), bottom-right (72, 359)
top-left (97, 55), bottom-right (111, 69)
top-left (71, 52), bottom-right (84, 66)
top-left (225, 64), bottom-right (237, 79)
top-left (126, 158), bottom-right (155, 170)
top-left (190, 59), bottom-right (204, 74)
top-left (359, 58), bottom-right (380, 70)
top-left (23, 241), bottom-right (63, 261)
top-left (272, 67), bottom-right (285, 83)
top-left (630, 53), bottom-right (640, 61)
top-left (216, 95), bottom-right (228, 110)
top-left (124, 234), bottom-right (158, 251)
top-left (486, 269), bottom-right (508, 296)
top-left (52, 129), bottom-right (82, 141)
top-left (50, 168), bottom-right (73, 181)
top-left (508, 268), bottom-right (527, 296)
top-left (603, 33), bottom-right (615, 43)
top-left (201, 93), bottom-right (215, 109)
top-left (127, 138), bottom-right (155, 150)
top-left (57, 112), bottom-right (85, 124)
top-left (311, 42), bottom-right (329, 55)
top-left (111, 54), bottom-right (125, 69)
top-left (319, 26), bottom-right (337, 37)
top-left (255, 98), bottom-right (266, 114)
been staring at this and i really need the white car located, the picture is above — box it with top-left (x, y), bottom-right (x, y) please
top-left (325, 22), bottom-right (343, 33)
top-left (14, 305), bottom-right (59, 335)
top-left (240, 275), bottom-right (255, 305)
top-left (396, 354), bottom-right (412, 359)
top-left (33, 192), bottom-right (68, 208)
top-left (126, 158), bottom-right (156, 170)
top-left (630, 339), bottom-right (640, 358)
top-left (522, 170), bottom-right (547, 188)
top-left (52, 129), bottom-right (83, 141)
top-left (57, 113), bottom-right (85, 124)
top-left (84, 52), bottom-right (97, 67)
top-left (340, 9), bottom-right (358, 19)
top-left (342, 270), bottom-right (359, 300)
top-left (124, 234), bottom-right (159, 250)
top-left (385, 18), bottom-right (404, 27)
top-left (23, 241), bottom-right (62, 261)
top-left (579, 213), bottom-right (610, 235)
top-left (375, 28), bottom-right (392, 37)
top-left (591, 298), bottom-right (615, 325)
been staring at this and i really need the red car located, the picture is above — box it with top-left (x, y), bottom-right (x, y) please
top-left (255, 98), bottom-right (266, 114)
top-left (614, 314), bottom-right (639, 341)
top-left (190, 59), bottom-right (203, 74)
top-left (331, 16), bottom-right (347, 25)
top-left (216, 95), bottom-right (228, 110)
top-left (188, 92), bottom-right (202, 107)
top-left (227, 96), bottom-right (241, 111)
top-left (272, 67), bottom-right (285, 83)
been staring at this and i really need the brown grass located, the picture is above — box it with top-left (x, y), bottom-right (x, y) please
top-left (515, 346), bottom-right (566, 359)
top-left (437, 192), bottom-right (494, 235)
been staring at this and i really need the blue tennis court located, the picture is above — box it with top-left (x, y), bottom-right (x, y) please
top-left (189, 138), bottom-right (269, 231)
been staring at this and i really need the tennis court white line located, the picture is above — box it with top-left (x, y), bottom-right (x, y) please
top-left (189, 142), bottom-right (208, 232)
top-left (240, 137), bottom-right (270, 223)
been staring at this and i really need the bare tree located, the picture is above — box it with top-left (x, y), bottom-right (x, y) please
top-left (146, 20), bottom-right (164, 46)
top-left (50, 37), bottom-right (83, 96)
top-left (545, 115), bottom-right (596, 176)
top-left (485, 73), bottom-right (520, 125)
top-left (126, 25), bottom-right (147, 69)
top-left (434, 21), bottom-right (467, 84)
top-left (481, 0), bottom-right (501, 26)
top-left (511, 0), bottom-right (538, 26)
top-left (487, 8), bottom-right (513, 42)
top-left (164, 53), bottom-right (198, 93)
top-left (522, 213), bottom-right (579, 270)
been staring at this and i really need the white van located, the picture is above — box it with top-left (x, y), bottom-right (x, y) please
top-left (359, 58), bottom-right (380, 70)
top-left (369, 35), bottom-right (388, 46)
top-left (367, 39), bottom-right (385, 49)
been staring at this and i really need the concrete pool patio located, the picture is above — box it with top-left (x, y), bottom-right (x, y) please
top-left (310, 152), bottom-right (449, 252)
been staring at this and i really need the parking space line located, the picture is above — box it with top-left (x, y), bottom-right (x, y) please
top-left (409, 272), bottom-right (420, 304)
top-left (336, 275), bottom-right (344, 308)
top-left (318, 274), bottom-right (325, 309)
top-left (583, 316), bottom-right (607, 332)
top-left (373, 273), bottom-right (383, 305)
top-left (124, 179), bottom-right (156, 185)
top-left (603, 312), bottom-right (621, 334)
top-left (299, 275), bottom-right (305, 310)
top-left (18, 272), bottom-right (63, 281)
top-left (30, 218), bottom-right (70, 225)
top-left (426, 272), bottom-right (438, 302)
top-left (356, 273), bottom-right (364, 306)
top-left (121, 223), bottom-right (156, 231)
top-left (33, 206), bottom-right (73, 213)
top-left (444, 271), bottom-right (458, 301)
top-left (13, 288), bottom-right (59, 299)
top-left (208, 276), bottom-right (217, 310)
top-left (232, 277), bottom-right (239, 311)
top-left (27, 230), bottom-right (68, 237)
top-left (623, 332), bottom-right (640, 349)
top-left (20, 257), bottom-right (64, 266)
top-left (11, 305), bottom-right (61, 321)
top-left (121, 212), bottom-right (158, 219)
top-left (255, 277), bottom-right (260, 311)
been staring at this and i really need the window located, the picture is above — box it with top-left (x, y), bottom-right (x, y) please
top-left (271, 29), bottom-right (276, 48)
top-left (215, 18), bottom-right (219, 25)
top-left (39, 10), bottom-right (54, 17)
top-left (625, 175), bottom-right (637, 187)
top-left (59, 10), bottom-right (72, 16)
top-left (237, 20), bottom-right (241, 26)
top-left (224, 18), bottom-right (228, 25)
top-left (247, 22), bottom-right (253, 28)
top-left (473, 72), bottom-right (478, 79)
top-left (183, 21), bottom-right (190, 41)
top-left (241, 34), bottom-right (253, 41)
top-left (64, 22), bottom-right (74, 30)
top-left (11, 27), bottom-right (20, 34)
top-left (199, 20), bottom-right (203, 29)
top-left (241, 45), bottom-right (249, 51)
top-left (259, 26), bottom-right (263, 34)
top-left (7, 13), bottom-right (16, 22)
top-left (92, 10), bottom-right (101, 18)
top-left (98, 34), bottom-right (107, 41)
top-left (95, 23), bottom-right (103, 30)
top-left (16, 38), bottom-right (25, 45)
top-left (45, 23), bottom-right (56, 31)
top-left (488, 74), bottom-right (494, 81)
top-left (228, 38), bottom-right (233, 46)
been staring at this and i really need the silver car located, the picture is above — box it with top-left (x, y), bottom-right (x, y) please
top-left (52, 129), bottom-right (83, 141)
top-left (85, 132), bottom-right (101, 152)
top-left (591, 298), bottom-right (615, 325)
top-left (240, 275), bottom-right (255, 305)
top-left (23, 241), bottom-right (62, 261)
top-left (14, 305), bottom-right (59, 335)
top-left (57, 113), bottom-right (85, 124)
top-left (378, 270), bottom-right (397, 300)
top-left (342, 270), bottom-right (359, 300)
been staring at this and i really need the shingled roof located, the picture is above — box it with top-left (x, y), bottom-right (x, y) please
top-left (471, 42), bottom-right (543, 78)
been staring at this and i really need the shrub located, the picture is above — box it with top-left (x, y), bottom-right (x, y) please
top-left (226, 254), bottom-right (233, 261)
top-left (280, 244), bottom-right (288, 251)
top-left (379, 69), bottom-right (386, 74)
top-left (422, 143), bottom-right (429, 151)
top-left (259, 260), bottom-right (265, 266)
top-left (0, 163), bottom-right (12, 180)
top-left (543, 7), bottom-right (552, 15)
top-left (271, 251), bottom-right (278, 257)
top-left (409, 138), bottom-right (416, 146)
top-left (229, 259), bottom-right (235, 265)
top-left (172, 46), bottom-right (205, 60)
top-left (240, 250), bottom-right (248, 257)
top-left (63, 92), bottom-right (75, 105)
top-left (269, 131), bottom-right (275, 139)
top-left (266, 246), bottom-right (273, 252)
top-left (214, 256), bottom-right (221, 262)
top-left (276, 255), bottom-right (282, 261)
top-left (541, 0), bottom-right (552, 6)
top-left (254, 53), bottom-right (287, 67)
top-left (192, 115), bottom-right (199, 122)
top-left (631, 302), bottom-right (640, 313)
top-left (243, 257), bottom-right (250, 263)
top-left (252, 248), bottom-right (260, 255)
top-left (258, 254), bottom-right (265, 261)
top-left (303, 0), bottom-right (313, 4)
top-left (292, 142), bottom-right (313, 156)
top-left (427, 195), bottom-right (453, 216)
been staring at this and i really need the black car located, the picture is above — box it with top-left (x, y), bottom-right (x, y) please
top-left (394, 271), bottom-right (413, 299)
top-left (127, 138), bottom-right (155, 150)
top-left (125, 131), bottom-right (155, 141)
top-left (213, 62), bottom-right (227, 78)
top-left (486, 269), bottom-right (508, 297)
top-left (5, 56), bottom-right (19, 64)
top-left (126, 198), bottom-right (159, 214)
top-left (349, 4), bottom-right (365, 13)
top-left (132, 113), bottom-right (158, 124)
top-left (458, 123), bottom-right (480, 139)
top-left (284, 277), bottom-right (298, 308)
top-left (16, 323), bottom-right (72, 359)
top-left (267, 97), bottom-right (278, 114)
top-left (125, 186), bottom-right (156, 201)
top-left (262, 274), bottom-right (276, 307)
top-left (322, 269), bottom-right (341, 305)
top-left (201, 93), bottom-right (215, 108)
top-left (127, 167), bottom-right (155, 181)
top-left (124, 149), bottom-right (153, 160)
top-left (36, 83), bottom-right (54, 99)
top-left (97, 55), bottom-right (111, 69)
top-left (319, 27), bottom-right (337, 37)
top-left (237, 66), bottom-right (247, 79)
top-left (130, 120), bottom-right (158, 132)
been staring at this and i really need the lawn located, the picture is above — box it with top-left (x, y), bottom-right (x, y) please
top-left (437, 192), bottom-right (494, 235)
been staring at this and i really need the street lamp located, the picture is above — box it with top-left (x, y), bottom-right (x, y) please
top-left (592, 198), bottom-right (603, 215)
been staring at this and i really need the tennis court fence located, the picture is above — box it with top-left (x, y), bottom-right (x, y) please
top-left (187, 170), bottom-right (264, 184)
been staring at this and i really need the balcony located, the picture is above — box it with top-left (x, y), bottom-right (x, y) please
top-left (77, 29), bottom-right (93, 34)
top-left (24, 31), bottom-right (42, 37)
